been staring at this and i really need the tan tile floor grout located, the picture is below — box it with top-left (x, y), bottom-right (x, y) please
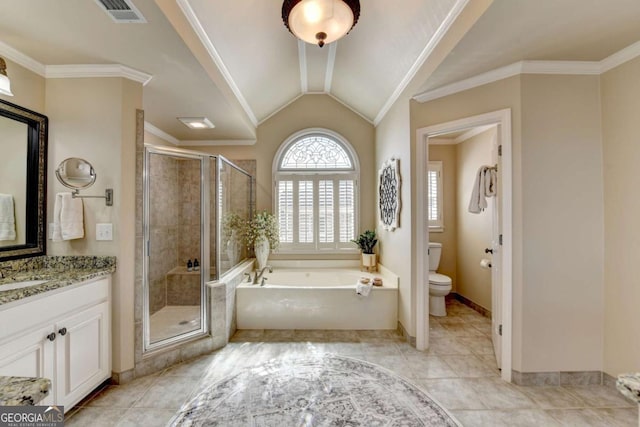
top-left (65, 300), bottom-right (636, 426)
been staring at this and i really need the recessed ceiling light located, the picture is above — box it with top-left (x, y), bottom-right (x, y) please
top-left (178, 117), bottom-right (215, 129)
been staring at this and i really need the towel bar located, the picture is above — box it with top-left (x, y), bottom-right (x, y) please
top-left (71, 188), bottom-right (113, 206)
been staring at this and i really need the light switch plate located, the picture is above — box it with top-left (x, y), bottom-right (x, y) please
top-left (96, 223), bottom-right (113, 241)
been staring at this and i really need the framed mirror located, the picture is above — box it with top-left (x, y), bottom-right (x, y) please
top-left (0, 99), bottom-right (48, 261)
top-left (56, 158), bottom-right (96, 190)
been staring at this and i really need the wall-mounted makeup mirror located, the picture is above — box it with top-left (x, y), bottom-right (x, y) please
top-left (55, 157), bottom-right (113, 206)
top-left (56, 157), bottom-right (96, 190)
top-left (0, 99), bottom-right (47, 261)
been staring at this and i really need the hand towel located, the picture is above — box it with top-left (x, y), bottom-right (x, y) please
top-left (468, 166), bottom-right (498, 214)
top-left (52, 193), bottom-right (84, 241)
top-left (468, 166), bottom-right (488, 214)
top-left (356, 282), bottom-right (373, 297)
top-left (0, 194), bottom-right (16, 241)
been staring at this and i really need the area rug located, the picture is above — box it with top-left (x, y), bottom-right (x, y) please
top-left (170, 354), bottom-right (460, 426)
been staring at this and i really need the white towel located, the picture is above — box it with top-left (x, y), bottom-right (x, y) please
top-left (356, 282), bottom-right (373, 297)
top-left (52, 193), bottom-right (84, 241)
top-left (0, 194), bottom-right (16, 241)
top-left (468, 166), bottom-right (497, 214)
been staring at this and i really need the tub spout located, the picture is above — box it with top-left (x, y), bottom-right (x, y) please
top-left (252, 265), bottom-right (273, 285)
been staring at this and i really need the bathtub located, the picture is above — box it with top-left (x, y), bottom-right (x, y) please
top-left (236, 261), bottom-right (398, 330)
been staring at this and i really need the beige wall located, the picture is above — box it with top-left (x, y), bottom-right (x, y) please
top-left (519, 74), bottom-right (603, 372)
top-left (412, 74), bottom-right (606, 372)
top-left (455, 129), bottom-right (494, 311)
top-left (185, 94), bottom-right (376, 259)
top-left (601, 56), bottom-right (640, 377)
top-left (410, 76), bottom-right (523, 353)
top-left (0, 58), bottom-right (45, 113)
top-left (376, 98), bottom-right (414, 334)
top-left (45, 77), bottom-right (142, 373)
top-left (427, 145), bottom-right (457, 290)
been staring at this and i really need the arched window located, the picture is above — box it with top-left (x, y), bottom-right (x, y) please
top-left (274, 130), bottom-right (359, 252)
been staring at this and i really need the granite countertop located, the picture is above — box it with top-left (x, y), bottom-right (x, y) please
top-left (617, 373), bottom-right (640, 404)
top-left (0, 376), bottom-right (51, 406)
top-left (0, 256), bottom-right (116, 306)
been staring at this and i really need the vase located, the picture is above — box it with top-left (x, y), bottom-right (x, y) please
top-left (226, 229), bottom-right (240, 267)
top-left (361, 253), bottom-right (377, 272)
top-left (254, 234), bottom-right (270, 271)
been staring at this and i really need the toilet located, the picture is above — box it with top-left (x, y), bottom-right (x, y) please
top-left (428, 242), bottom-right (452, 317)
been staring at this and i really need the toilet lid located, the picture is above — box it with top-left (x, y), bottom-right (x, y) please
top-left (429, 273), bottom-right (452, 286)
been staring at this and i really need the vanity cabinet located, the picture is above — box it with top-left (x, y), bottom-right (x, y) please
top-left (0, 277), bottom-right (111, 410)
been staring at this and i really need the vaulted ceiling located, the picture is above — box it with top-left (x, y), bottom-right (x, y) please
top-left (0, 0), bottom-right (639, 144)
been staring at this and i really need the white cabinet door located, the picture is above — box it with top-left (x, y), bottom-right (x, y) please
top-left (55, 301), bottom-right (110, 409)
top-left (0, 324), bottom-right (56, 406)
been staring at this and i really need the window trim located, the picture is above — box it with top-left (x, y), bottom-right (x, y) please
top-left (428, 161), bottom-right (444, 232)
top-left (273, 128), bottom-right (360, 254)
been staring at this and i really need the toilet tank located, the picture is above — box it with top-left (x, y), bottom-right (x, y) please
top-left (428, 242), bottom-right (442, 271)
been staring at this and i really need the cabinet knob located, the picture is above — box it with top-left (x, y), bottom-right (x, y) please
top-left (485, 248), bottom-right (493, 254)
top-left (47, 332), bottom-right (56, 341)
top-left (58, 327), bottom-right (67, 336)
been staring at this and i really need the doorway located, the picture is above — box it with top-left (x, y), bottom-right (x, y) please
top-left (416, 109), bottom-right (513, 382)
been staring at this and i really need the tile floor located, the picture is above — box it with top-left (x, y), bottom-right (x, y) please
top-left (66, 300), bottom-right (636, 426)
top-left (149, 305), bottom-right (201, 343)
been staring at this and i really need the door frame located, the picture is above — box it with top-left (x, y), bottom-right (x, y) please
top-left (416, 108), bottom-right (513, 382)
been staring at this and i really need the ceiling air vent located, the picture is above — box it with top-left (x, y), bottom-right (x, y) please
top-left (94, 0), bottom-right (146, 23)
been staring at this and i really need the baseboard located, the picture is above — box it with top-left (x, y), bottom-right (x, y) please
top-left (449, 292), bottom-right (491, 318)
top-left (511, 370), bottom-right (604, 386)
top-left (397, 322), bottom-right (416, 347)
top-left (111, 369), bottom-right (135, 385)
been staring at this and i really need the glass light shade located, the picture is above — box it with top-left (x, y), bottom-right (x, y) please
top-left (0, 72), bottom-right (13, 97)
top-left (288, 0), bottom-right (355, 47)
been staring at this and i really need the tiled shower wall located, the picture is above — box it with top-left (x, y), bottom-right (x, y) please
top-left (177, 159), bottom-right (202, 267)
top-left (148, 156), bottom-right (202, 314)
top-left (148, 154), bottom-right (180, 315)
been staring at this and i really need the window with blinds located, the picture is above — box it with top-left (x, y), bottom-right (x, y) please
top-left (428, 161), bottom-right (443, 230)
top-left (275, 132), bottom-right (359, 252)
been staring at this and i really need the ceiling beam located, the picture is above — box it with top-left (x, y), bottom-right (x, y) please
top-left (324, 42), bottom-right (337, 93)
top-left (298, 40), bottom-right (308, 93)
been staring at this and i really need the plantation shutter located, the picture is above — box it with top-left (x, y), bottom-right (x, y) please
top-left (338, 180), bottom-right (355, 243)
top-left (298, 180), bottom-right (314, 243)
top-left (277, 180), bottom-right (294, 243)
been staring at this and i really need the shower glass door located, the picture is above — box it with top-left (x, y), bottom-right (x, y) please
top-left (144, 147), bottom-right (209, 351)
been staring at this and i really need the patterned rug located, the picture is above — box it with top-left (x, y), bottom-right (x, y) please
top-left (170, 354), bottom-right (460, 426)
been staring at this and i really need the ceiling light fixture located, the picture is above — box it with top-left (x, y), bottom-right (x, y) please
top-left (0, 57), bottom-right (14, 97)
top-left (282, 0), bottom-right (360, 48)
top-left (178, 117), bottom-right (215, 130)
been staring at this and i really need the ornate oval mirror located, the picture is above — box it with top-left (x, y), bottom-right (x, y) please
top-left (55, 158), bottom-right (96, 190)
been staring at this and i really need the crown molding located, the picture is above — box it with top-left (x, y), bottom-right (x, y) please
top-left (600, 39), bottom-right (640, 73)
top-left (0, 41), bottom-right (46, 76)
top-left (414, 39), bottom-right (640, 104)
top-left (454, 124), bottom-right (495, 143)
top-left (179, 139), bottom-right (256, 146)
top-left (177, 0), bottom-right (258, 127)
top-left (144, 121), bottom-right (180, 145)
top-left (0, 41), bottom-right (153, 85)
top-left (413, 62), bottom-right (523, 103)
top-left (46, 64), bottom-right (153, 85)
top-left (521, 60), bottom-right (600, 75)
top-left (374, 0), bottom-right (470, 125)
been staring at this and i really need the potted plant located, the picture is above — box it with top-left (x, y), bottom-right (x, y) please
top-left (244, 210), bottom-right (279, 270)
top-left (352, 230), bottom-right (378, 271)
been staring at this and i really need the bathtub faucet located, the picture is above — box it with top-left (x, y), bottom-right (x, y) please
top-left (252, 265), bottom-right (273, 285)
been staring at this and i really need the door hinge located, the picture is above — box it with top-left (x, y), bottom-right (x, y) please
top-left (499, 324), bottom-right (503, 336)
top-left (498, 145), bottom-right (502, 156)
top-left (499, 234), bottom-right (503, 246)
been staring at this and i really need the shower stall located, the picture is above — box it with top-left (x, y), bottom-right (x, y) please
top-left (143, 145), bottom-right (252, 353)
